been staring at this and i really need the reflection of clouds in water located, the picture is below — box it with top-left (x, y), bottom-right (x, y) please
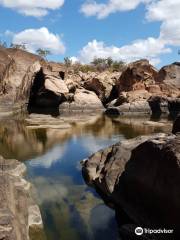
top-left (29, 145), bottom-right (67, 168)
top-left (81, 136), bottom-right (119, 155)
top-left (32, 177), bottom-right (68, 204)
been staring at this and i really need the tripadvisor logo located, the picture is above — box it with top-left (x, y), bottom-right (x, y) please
top-left (135, 227), bottom-right (143, 235)
top-left (135, 227), bottom-right (174, 236)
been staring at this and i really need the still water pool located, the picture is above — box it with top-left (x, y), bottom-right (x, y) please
top-left (0, 114), bottom-right (172, 240)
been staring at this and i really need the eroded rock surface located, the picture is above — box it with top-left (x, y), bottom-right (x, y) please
top-left (117, 59), bottom-right (158, 93)
top-left (0, 156), bottom-right (43, 240)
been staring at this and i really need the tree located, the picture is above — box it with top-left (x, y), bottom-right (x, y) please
top-left (36, 48), bottom-right (51, 59)
top-left (64, 57), bottom-right (72, 67)
top-left (91, 57), bottom-right (108, 71)
top-left (91, 57), bottom-right (106, 66)
top-left (106, 57), bottom-right (113, 67)
top-left (112, 60), bottom-right (126, 71)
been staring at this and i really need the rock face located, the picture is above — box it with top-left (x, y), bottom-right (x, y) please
top-left (117, 60), bottom-right (158, 93)
top-left (0, 47), bottom-right (42, 104)
top-left (82, 134), bottom-right (157, 196)
top-left (83, 71), bottom-right (120, 104)
top-left (82, 132), bottom-right (180, 239)
top-left (0, 156), bottom-right (43, 240)
top-left (156, 62), bottom-right (180, 89)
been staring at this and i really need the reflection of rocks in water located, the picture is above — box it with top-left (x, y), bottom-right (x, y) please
top-left (110, 116), bottom-right (171, 138)
top-left (0, 114), bottom-right (172, 161)
top-left (90, 204), bottom-right (119, 240)
top-left (0, 120), bottom-right (45, 160)
top-left (30, 173), bottom-right (117, 240)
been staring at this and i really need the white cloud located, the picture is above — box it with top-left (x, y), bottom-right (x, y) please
top-left (146, 0), bottom-right (180, 22)
top-left (78, 0), bottom-right (180, 65)
top-left (146, 0), bottom-right (180, 46)
top-left (81, 0), bottom-right (149, 19)
top-left (73, 38), bottom-right (170, 65)
top-left (0, 0), bottom-right (64, 17)
top-left (12, 27), bottom-right (66, 55)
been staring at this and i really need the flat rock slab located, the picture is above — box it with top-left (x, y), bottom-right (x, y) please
top-left (0, 156), bottom-right (43, 240)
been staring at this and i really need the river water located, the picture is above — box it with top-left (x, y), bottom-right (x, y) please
top-left (0, 114), bottom-right (172, 240)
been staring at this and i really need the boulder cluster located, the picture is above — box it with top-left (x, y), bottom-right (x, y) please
top-left (0, 47), bottom-right (179, 115)
top-left (82, 115), bottom-right (180, 240)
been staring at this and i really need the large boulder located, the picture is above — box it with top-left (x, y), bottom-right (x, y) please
top-left (155, 62), bottom-right (180, 98)
top-left (82, 133), bottom-right (180, 239)
top-left (117, 59), bottom-right (158, 93)
top-left (156, 62), bottom-right (180, 89)
top-left (28, 66), bottom-right (68, 109)
top-left (59, 88), bottom-right (104, 112)
top-left (106, 100), bottom-right (151, 115)
top-left (14, 60), bottom-right (67, 110)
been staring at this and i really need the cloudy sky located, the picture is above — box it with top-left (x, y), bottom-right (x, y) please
top-left (0, 0), bottom-right (179, 67)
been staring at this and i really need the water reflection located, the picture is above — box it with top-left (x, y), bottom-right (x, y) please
top-left (0, 114), bottom-right (172, 240)
top-left (0, 114), bottom-right (172, 161)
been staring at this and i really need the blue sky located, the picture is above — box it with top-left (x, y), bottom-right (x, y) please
top-left (0, 0), bottom-right (179, 68)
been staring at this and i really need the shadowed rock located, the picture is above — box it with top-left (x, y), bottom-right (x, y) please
top-left (172, 114), bottom-right (180, 134)
top-left (82, 131), bottom-right (180, 239)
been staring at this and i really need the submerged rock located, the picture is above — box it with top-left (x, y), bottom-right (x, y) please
top-left (0, 156), bottom-right (43, 240)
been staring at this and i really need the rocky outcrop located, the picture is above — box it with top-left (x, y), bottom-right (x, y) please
top-left (0, 47), bottom-right (180, 116)
top-left (59, 88), bottom-right (104, 112)
top-left (0, 47), bottom-right (42, 103)
top-left (117, 59), bottom-right (158, 93)
top-left (0, 156), bottom-right (43, 240)
top-left (82, 128), bottom-right (180, 239)
top-left (148, 96), bottom-right (180, 116)
top-left (154, 63), bottom-right (180, 98)
top-left (83, 71), bottom-right (120, 104)
top-left (156, 62), bottom-right (180, 88)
